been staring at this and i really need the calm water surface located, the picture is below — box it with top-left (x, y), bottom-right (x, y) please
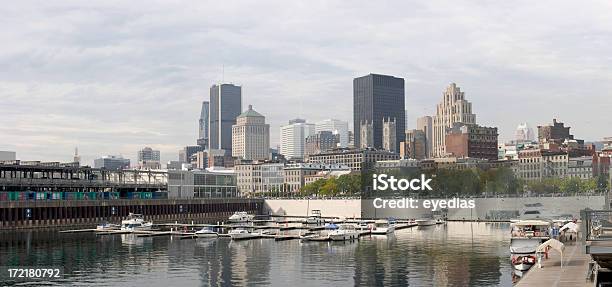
top-left (0, 222), bottom-right (514, 286)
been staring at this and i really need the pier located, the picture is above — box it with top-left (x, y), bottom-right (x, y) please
top-left (516, 240), bottom-right (591, 287)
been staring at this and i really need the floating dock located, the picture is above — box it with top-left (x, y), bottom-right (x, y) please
top-left (516, 240), bottom-right (591, 287)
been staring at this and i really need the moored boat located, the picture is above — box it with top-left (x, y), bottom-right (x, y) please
top-left (415, 218), bottom-right (436, 226)
top-left (371, 220), bottom-right (396, 235)
top-left (120, 213), bottom-right (153, 231)
top-left (329, 224), bottom-right (359, 241)
top-left (195, 227), bottom-right (218, 238)
top-left (512, 255), bottom-right (537, 271)
top-left (510, 220), bottom-right (551, 254)
top-left (229, 228), bottom-right (260, 240)
top-left (229, 211), bottom-right (254, 223)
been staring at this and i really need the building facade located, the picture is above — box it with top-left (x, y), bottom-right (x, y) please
top-left (353, 74), bottom-right (405, 151)
top-left (404, 129), bottom-right (427, 160)
top-left (232, 105), bottom-right (270, 161)
top-left (235, 162), bottom-right (285, 195)
top-left (537, 119), bottom-right (574, 144)
top-left (307, 148), bottom-right (399, 171)
top-left (444, 123), bottom-right (498, 161)
top-left (416, 116), bottom-right (433, 158)
top-left (279, 119), bottom-right (315, 160)
top-left (382, 118), bottom-right (397, 153)
top-left (315, 119), bottom-right (349, 148)
top-left (359, 121), bottom-right (373, 149)
top-left (304, 131), bottom-right (339, 157)
top-left (168, 169), bottom-right (237, 198)
top-left (283, 163), bottom-right (350, 193)
top-left (209, 83), bottom-right (242, 152)
top-left (93, 155), bottom-right (130, 170)
top-left (432, 83), bottom-right (476, 158)
top-left (568, 156), bottom-right (593, 179)
top-left (198, 101), bottom-right (210, 149)
top-left (137, 147), bottom-right (161, 169)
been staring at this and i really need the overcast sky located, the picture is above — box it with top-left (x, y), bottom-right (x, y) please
top-left (1, 1), bottom-right (611, 165)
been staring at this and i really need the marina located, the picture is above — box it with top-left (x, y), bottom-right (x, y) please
top-left (0, 221), bottom-right (513, 286)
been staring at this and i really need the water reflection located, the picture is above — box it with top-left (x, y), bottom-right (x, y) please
top-left (0, 222), bottom-right (513, 286)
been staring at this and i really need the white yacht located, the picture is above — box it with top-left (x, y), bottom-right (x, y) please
top-left (415, 218), bottom-right (437, 226)
top-left (195, 227), bottom-right (218, 238)
top-left (120, 213), bottom-right (153, 231)
top-left (510, 220), bottom-right (551, 254)
top-left (228, 212), bottom-right (254, 223)
top-left (229, 228), bottom-right (260, 240)
top-left (329, 224), bottom-right (359, 241)
top-left (304, 210), bottom-right (323, 224)
top-left (371, 220), bottom-right (396, 235)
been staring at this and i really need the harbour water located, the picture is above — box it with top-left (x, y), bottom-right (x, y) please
top-left (0, 222), bottom-right (514, 286)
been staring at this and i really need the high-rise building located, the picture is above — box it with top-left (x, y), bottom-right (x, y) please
top-left (416, 116), bottom-right (433, 158)
top-left (305, 131), bottom-right (339, 156)
top-left (198, 101), bottom-right (209, 148)
top-left (94, 155), bottom-right (130, 170)
top-left (353, 74), bottom-right (405, 151)
top-left (315, 119), bottom-right (349, 148)
top-left (359, 121), bottom-right (373, 149)
top-left (137, 147), bottom-right (161, 169)
top-left (279, 119), bottom-right (315, 160)
top-left (432, 83), bottom-right (476, 157)
top-left (515, 123), bottom-right (535, 143)
top-left (232, 105), bottom-right (270, 161)
top-left (209, 83), bottom-right (242, 152)
top-left (382, 118), bottom-right (397, 153)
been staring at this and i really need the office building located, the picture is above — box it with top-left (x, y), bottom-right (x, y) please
top-left (93, 155), bottom-right (130, 170)
top-left (279, 119), bottom-right (315, 160)
top-left (179, 145), bottom-right (205, 164)
top-left (305, 131), bottom-right (339, 156)
top-left (353, 74), bottom-right (405, 151)
top-left (307, 148), bottom-right (399, 171)
top-left (235, 161), bottom-right (284, 195)
top-left (416, 116), bottom-right (433, 158)
top-left (537, 119), bottom-right (580, 144)
top-left (315, 119), bottom-right (349, 148)
top-left (209, 83), bottom-right (242, 152)
top-left (198, 101), bottom-right (209, 148)
top-left (168, 169), bottom-right (238, 198)
top-left (432, 83), bottom-right (476, 157)
top-left (403, 129), bottom-right (427, 160)
top-left (137, 147), bottom-right (161, 169)
top-left (232, 105), bottom-right (270, 160)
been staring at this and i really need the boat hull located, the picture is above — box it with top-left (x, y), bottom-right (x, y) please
top-left (329, 232), bottom-right (358, 241)
top-left (415, 219), bottom-right (436, 226)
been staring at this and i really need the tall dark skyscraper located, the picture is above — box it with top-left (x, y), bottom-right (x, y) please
top-left (209, 83), bottom-right (242, 151)
top-left (353, 74), bottom-right (405, 151)
top-left (198, 101), bottom-right (209, 148)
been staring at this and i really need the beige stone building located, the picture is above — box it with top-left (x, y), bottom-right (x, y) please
top-left (231, 105), bottom-right (270, 161)
top-left (432, 83), bottom-right (476, 158)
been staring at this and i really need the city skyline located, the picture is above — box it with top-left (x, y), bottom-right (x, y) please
top-left (1, 1), bottom-right (611, 165)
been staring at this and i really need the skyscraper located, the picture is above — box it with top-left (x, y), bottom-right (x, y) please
top-left (315, 119), bottom-right (349, 148)
top-left (416, 116), bottom-right (433, 158)
top-left (432, 83), bottom-right (476, 157)
top-left (232, 105), bottom-right (270, 160)
top-left (280, 119), bottom-right (315, 160)
top-left (209, 83), bottom-right (242, 152)
top-left (137, 147), bottom-right (161, 169)
top-left (198, 101), bottom-right (209, 148)
top-left (353, 74), bottom-right (405, 151)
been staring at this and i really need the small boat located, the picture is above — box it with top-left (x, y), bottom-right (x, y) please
top-left (510, 220), bottom-right (551, 254)
top-left (512, 255), bottom-right (537, 271)
top-left (195, 227), bottom-right (218, 238)
top-left (229, 211), bottom-right (254, 223)
top-left (303, 210), bottom-right (323, 224)
top-left (329, 224), bottom-right (359, 241)
top-left (228, 228), bottom-right (260, 240)
top-left (371, 220), bottom-right (396, 235)
top-left (357, 222), bottom-right (371, 231)
top-left (96, 222), bottom-right (120, 231)
top-left (120, 213), bottom-right (153, 231)
top-left (415, 218), bottom-right (436, 226)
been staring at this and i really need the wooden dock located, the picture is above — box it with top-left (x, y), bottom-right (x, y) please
top-left (516, 241), bottom-right (591, 287)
